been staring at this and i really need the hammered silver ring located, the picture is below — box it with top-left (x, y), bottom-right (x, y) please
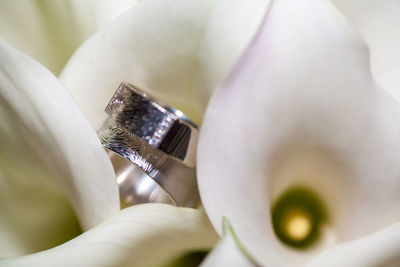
top-left (97, 82), bottom-right (199, 208)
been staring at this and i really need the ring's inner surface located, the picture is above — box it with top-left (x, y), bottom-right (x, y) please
top-left (107, 150), bottom-right (176, 208)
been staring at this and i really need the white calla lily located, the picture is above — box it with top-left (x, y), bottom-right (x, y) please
top-left (60, 0), bottom-right (271, 127)
top-left (0, 0), bottom-right (138, 75)
top-left (198, 0), bottom-right (400, 265)
top-left (3, 0), bottom-right (398, 266)
top-left (331, 0), bottom-right (400, 100)
top-left (0, 204), bottom-right (219, 267)
top-left (1, 0), bottom-right (272, 263)
top-left (0, 38), bottom-right (119, 255)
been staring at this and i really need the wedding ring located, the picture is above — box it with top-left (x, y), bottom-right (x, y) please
top-left (97, 82), bottom-right (199, 208)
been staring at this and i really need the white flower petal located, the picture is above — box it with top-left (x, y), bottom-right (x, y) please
top-left (60, 0), bottom-right (270, 128)
top-left (308, 222), bottom-right (400, 267)
top-left (332, 0), bottom-right (400, 101)
top-left (201, 218), bottom-right (259, 267)
top-left (0, 39), bottom-right (119, 236)
top-left (198, 0), bottom-right (400, 265)
top-left (0, 0), bottom-right (138, 74)
top-left (0, 175), bottom-right (80, 257)
top-left (0, 204), bottom-right (219, 267)
top-left (197, 0), bottom-right (271, 110)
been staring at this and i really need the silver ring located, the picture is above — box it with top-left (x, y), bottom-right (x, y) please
top-left (97, 82), bottom-right (199, 208)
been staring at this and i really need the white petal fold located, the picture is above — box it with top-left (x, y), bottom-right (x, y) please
top-left (201, 218), bottom-right (259, 267)
top-left (198, 0), bottom-right (400, 265)
top-left (60, 0), bottom-right (270, 127)
top-left (331, 0), bottom-right (400, 101)
top-left (308, 222), bottom-right (400, 267)
top-left (0, 39), bottom-right (119, 240)
top-left (0, 0), bottom-right (138, 74)
top-left (196, 0), bottom-right (271, 110)
top-left (0, 204), bottom-right (219, 267)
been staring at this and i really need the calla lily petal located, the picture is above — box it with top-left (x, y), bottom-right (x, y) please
top-left (201, 218), bottom-right (259, 267)
top-left (196, 0), bottom-right (271, 110)
top-left (308, 221), bottom-right (400, 267)
top-left (60, 0), bottom-right (270, 127)
top-left (0, 0), bottom-right (138, 74)
top-left (0, 175), bottom-right (80, 257)
top-left (198, 0), bottom-right (400, 265)
top-left (0, 39), bottom-right (119, 239)
top-left (332, 0), bottom-right (400, 100)
top-left (0, 204), bottom-right (219, 267)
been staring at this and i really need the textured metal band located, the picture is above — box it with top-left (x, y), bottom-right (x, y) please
top-left (98, 83), bottom-right (199, 207)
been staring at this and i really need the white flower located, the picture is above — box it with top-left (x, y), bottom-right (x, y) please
top-left (198, 0), bottom-right (400, 266)
top-left (1, 0), bottom-right (400, 266)
top-left (0, 9), bottom-right (219, 266)
top-left (0, 0), bottom-right (269, 266)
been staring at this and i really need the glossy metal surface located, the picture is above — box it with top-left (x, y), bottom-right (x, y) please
top-left (98, 83), bottom-right (199, 207)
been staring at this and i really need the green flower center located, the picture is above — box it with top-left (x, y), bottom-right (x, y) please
top-left (271, 187), bottom-right (327, 249)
